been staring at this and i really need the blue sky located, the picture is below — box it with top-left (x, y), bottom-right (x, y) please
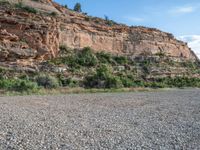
top-left (55, 0), bottom-right (200, 57)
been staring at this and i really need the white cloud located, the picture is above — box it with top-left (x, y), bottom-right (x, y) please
top-left (124, 16), bottom-right (144, 22)
top-left (178, 35), bottom-right (200, 58)
top-left (170, 6), bottom-right (196, 15)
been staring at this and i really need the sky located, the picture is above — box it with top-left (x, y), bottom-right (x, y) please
top-left (55, 0), bottom-right (200, 58)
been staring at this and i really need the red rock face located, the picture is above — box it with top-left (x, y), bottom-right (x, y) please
top-left (60, 16), bottom-right (197, 60)
top-left (0, 0), bottom-right (198, 63)
top-left (0, 6), bottom-right (60, 62)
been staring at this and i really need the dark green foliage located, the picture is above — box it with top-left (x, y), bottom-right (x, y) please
top-left (35, 74), bottom-right (59, 89)
top-left (74, 3), bottom-right (82, 12)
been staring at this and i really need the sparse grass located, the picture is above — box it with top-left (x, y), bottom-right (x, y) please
top-left (15, 2), bottom-right (37, 14)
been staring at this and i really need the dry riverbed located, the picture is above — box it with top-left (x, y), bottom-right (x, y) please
top-left (0, 89), bottom-right (200, 149)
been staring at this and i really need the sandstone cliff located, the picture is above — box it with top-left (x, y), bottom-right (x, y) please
top-left (0, 0), bottom-right (198, 65)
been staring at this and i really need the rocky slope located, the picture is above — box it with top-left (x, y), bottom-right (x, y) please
top-left (0, 0), bottom-right (198, 65)
top-left (0, 0), bottom-right (200, 91)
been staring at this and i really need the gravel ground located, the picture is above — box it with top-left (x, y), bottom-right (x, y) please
top-left (0, 89), bottom-right (200, 150)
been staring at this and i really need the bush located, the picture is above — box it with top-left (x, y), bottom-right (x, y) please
top-left (0, 79), bottom-right (39, 92)
top-left (52, 47), bottom-right (97, 68)
top-left (149, 77), bottom-right (200, 88)
top-left (77, 47), bottom-right (98, 66)
top-left (96, 51), bottom-right (112, 64)
top-left (113, 55), bottom-right (128, 64)
top-left (12, 80), bottom-right (39, 92)
top-left (144, 82), bottom-right (167, 88)
top-left (120, 76), bottom-right (133, 87)
top-left (106, 76), bottom-right (123, 88)
top-left (84, 65), bottom-right (123, 88)
top-left (59, 76), bottom-right (79, 87)
top-left (35, 74), bottom-right (59, 89)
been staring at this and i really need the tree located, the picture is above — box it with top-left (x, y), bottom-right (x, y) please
top-left (104, 15), bottom-right (109, 21)
top-left (74, 3), bottom-right (82, 12)
top-left (64, 5), bottom-right (68, 9)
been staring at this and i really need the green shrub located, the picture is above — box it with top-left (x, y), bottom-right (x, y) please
top-left (59, 76), bottom-right (79, 87)
top-left (113, 55), bottom-right (128, 64)
top-left (106, 76), bottom-right (123, 88)
top-left (0, 79), bottom-right (39, 92)
top-left (12, 80), bottom-right (39, 92)
top-left (52, 47), bottom-right (97, 67)
top-left (35, 74), bottom-right (59, 89)
top-left (120, 76), bottom-right (133, 87)
top-left (132, 80), bottom-right (145, 87)
top-left (77, 47), bottom-right (98, 66)
top-left (96, 51), bottom-right (112, 64)
top-left (151, 77), bottom-right (200, 88)
top-left (84, 64), bottom-right (123, 88)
